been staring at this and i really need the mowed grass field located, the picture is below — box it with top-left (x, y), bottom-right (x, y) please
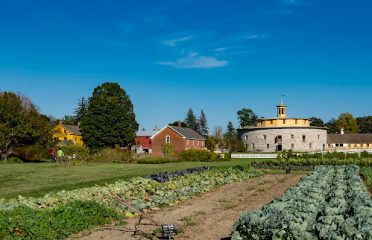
top-left (0, 159), bottom-right (259, 199)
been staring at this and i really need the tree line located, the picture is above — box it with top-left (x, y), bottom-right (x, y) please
top-left (309, 113), bottom-right (372, 133)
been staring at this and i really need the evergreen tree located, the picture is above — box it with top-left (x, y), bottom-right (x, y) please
top-left (80, 82), bottom-right (139, 150)
top-left (198, 110), bottom-right (208, 137)
top-left (74, 97), bottom-right (88, 123)
top-left (62, 115), bottom-right (76, 125)
top-left (325, 118), bottom-right (338, 133)
top-left (309, 117), bottom-right (325, 127)
top-left (225, 121), bottom-right (236, 138)
top-left (184, 108), bottom-right (199, 132)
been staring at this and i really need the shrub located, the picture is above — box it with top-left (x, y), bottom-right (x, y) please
top-left (87, 148), bottom-right (134, 163)
top-left (1, 156), bottom-right (23, 164)
top-left (179, 149), bottom-right (222, 162)
top-left (136, 156), bottom-right (178, 164)
top-left (13, 144), bottom-right (49, 161)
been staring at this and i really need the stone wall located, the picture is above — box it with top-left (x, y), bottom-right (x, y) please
top-left (240, 127), bottom-right (327, 152)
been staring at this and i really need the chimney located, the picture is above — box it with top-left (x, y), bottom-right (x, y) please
top-left (340, 128), bottom-right (344, 135)
top-left (177, 121), bottom-right (182, 127)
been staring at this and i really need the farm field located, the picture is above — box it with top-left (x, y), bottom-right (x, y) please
top-left (0, 159), bottom-right (264, 199)
top-left (73, 173), bottom-right (304, 240)
top-left (233, 165), bottom-right (372, 239)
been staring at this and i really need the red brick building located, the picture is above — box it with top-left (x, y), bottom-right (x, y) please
top-left (133, 128), bottom-right (159, 154)
top-left (151, 125), bottom-right (206, 156)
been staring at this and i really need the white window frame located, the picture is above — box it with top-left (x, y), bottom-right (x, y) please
top-left (165, 135), bottom-right (171, 143)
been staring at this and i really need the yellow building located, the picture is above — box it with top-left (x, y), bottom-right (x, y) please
top-left (255, 102), bottom-right (310, 128)
top-left (52, 122), bottom-right (83, 145)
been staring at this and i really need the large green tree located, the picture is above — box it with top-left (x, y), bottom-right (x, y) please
top-left (309, 117), bottom-right (325, 127)
top-left (336, 113), bottom-right (358, 133)
top-left (80, 82), bottom-right (138, 150)
top-left (237, 108), bottom-right (257, 127)
top-left (198, 110), bottom-right (208, 137)
top-left (356, 116), bottom-right (372, 133)
top-left (74, 97), bottom-right (88, 123)
top-left (325, 118), bottom-right (338, 133)
top-left (0, 92), bottom-right (51, 159)
top-left (184, 108), bottom-right (199, 132)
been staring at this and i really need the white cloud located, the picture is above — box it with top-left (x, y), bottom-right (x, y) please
top-left (213, 47), bottom-right (228, 52)
top-left (162, 35), bottom-right (194, 47)
top-left (245, 34), bottom-right (271, 40)
top-left (158, 52), bottom-right (228, 69)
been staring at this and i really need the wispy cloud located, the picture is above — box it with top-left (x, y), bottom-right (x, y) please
top-left (162, 35), bottom-right (194, 47)
top-left (158, 52), bottom-right (228, 69)
top-left (245, 34), bottom-right (271, 40)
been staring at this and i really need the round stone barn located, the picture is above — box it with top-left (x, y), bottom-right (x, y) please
top-left (238, 102), bottom-right (327, 152)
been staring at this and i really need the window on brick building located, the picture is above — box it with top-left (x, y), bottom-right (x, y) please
top-left (291, 134), bottom-right (294, 139)
top-left (302, 135), bottom-right (306, 142)
top-left (267, 144), bottom-right (269, 149)
top-left (291, 144), bottom-right (294, 149)
top-left (263, 135), bottom-right (267, 140)
top-left (165, 135), bottom-right (171, 143)
top-left (309, 143), bottom-right (312, 148)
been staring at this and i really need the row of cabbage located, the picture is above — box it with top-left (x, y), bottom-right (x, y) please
top-left (0, 167), bottom-right (263, 212)
top-left (144, 166), bottom-right (210, 182)
top-left (232, 165), bottom-right (372, 240)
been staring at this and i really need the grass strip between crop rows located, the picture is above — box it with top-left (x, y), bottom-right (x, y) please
top-left (232, 165), bottom-right (372, 240)
top-left (0, 167), bottom-right (263, 239)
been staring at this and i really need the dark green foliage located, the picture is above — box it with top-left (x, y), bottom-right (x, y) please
top-left (184, 108), bottom-right (199, 132)
top-left (237, 108), bottom-right (257, 127)
top-left (224, 122), bottom-right (246, 152)
top-left (179, 149), bottom-right (222, 162)
top-left (74, 97), bottom-right (88, 123)
top-left (0, 92), bottom-right (51, 160)
top-left (225, 121), bottom-right (236, 139)
top-left (357, 116), bottom-right (372, 133)
top-left (61, 115), bottom-right (76, 125)
top-left (198, 110), bottom-right (208, 137)
top-left (0, 201), bottom-right (122, 239)
top-left (169, 121), bottom-right (187, 127)
top-left (81, 82), bottom-right (139, 150)
top-left (309, 117), bottom-right (325, 127)
top-left (325, 118), bottom-right (338, 133)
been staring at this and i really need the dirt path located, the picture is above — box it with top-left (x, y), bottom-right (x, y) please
top-left (74, 173), bottom-right (304, 240)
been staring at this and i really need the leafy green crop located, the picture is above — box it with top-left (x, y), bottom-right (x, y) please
top-left (0, 168), bottom-right (263, 239)
top-left (232, 165), bottom-right (372, 240)
top-left (0, 201), bottom-right (122, 239)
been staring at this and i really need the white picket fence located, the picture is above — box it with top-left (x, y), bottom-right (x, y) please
top-left (231, 153), bottom-right (277, 159)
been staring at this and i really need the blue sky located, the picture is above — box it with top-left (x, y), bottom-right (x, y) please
top-left (0, 0), bottom-right (371, 131)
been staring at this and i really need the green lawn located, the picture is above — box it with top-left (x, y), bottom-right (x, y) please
top-left (0, 159), bottom-right (257, 199)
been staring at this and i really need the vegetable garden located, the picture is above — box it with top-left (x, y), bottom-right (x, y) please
top-left (232, 165), bottom-right (372, 239)
top-left (0, 167), bottom-right (263, 239)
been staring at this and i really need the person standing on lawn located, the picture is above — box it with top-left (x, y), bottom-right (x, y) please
top-left (56, 148), bottom-right (64, 163)
top-left (49, 147), bottom-right (56, 163)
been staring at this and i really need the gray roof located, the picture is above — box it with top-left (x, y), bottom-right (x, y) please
top-left (327, 133), bottom-right (372, 144)
top-left (136, 129), bottom-right (156, 137)
top-left (62, 124), bottom-right (82, 135)
top-left (168, 126), bottom-right (206, 140)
